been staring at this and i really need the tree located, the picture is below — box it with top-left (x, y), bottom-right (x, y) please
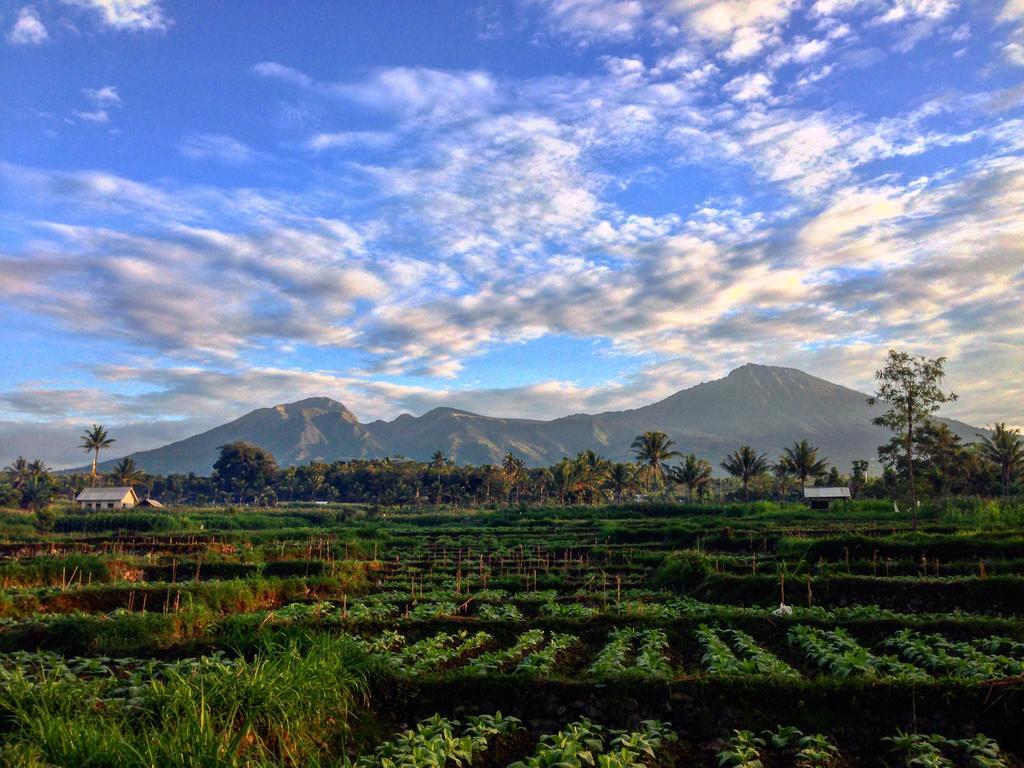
top-left (602, 462), bottom-right (637, 502)
top-left (502, 452), bottom-right (526, 502)
top-left (79, 424), bottom-right (115, 487)
top-left (850, 460), bottom-right (869, 498)
top-left (782, 440), bottom-right (830, 488)
top-left (305, 462), bottom-right (328, 501)
top-left (111, 457), bottom-right (144, 489)
top-left (670, 454), bottom-right (713, 501)
top-left (867, 350), bottom-right (957, 529)
top-left (771, 459), bottom-right (794, 500)
top-left (721, 446), bottom-right (768, 500)
top-left (430, 450), bottom-right (448, 505)
top-left (18, 459), bottom-right (53, 511)
top-left (631, 431), bottom-right (680, 490)
top-left (4, 457), bottom-right (29, 489)
top-left (977, 423), bottom-right (1024, 496)
top-left (213, 442), bottom-right (278, 503)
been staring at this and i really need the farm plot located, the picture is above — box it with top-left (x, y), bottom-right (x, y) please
top-left (0, 502), bottom-right (1021, 766)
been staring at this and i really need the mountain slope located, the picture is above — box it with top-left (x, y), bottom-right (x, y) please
top-left (98, 364), bottom-right (984, 474)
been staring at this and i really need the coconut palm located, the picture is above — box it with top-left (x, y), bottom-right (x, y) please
top-left (80, 424), bottom-right (115, 487)
top-left (782, 440), bottom-right (830, 488)
top-left (430, 450), bottom-right (448, 504)
top-left (721, 446), bottom-right (768, 500)
top-left (111, 457), bottom-right (144, 489)
top-left (502, 452), bottom-right (526, 502)
top-left (602, 462), bottom-right (637, 502)
top-left (670, 454), bottom-right (713, 501)
top-left (4, 457), bottom-right (30, 489)
top-left (630, 431), bottom-right (680, 490)
top-left (977, 423), bottom-right (1024, 496)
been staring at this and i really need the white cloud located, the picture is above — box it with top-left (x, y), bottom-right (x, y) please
top-left (82, 85), bottom-right (122, 105)
top-left (723, 71), bottom-right (773, 100)
top-left (998, 0), bottom-right (1024, 22)
top-left (531, 0), bottom-right (645, 42)
top-left (6, 6), bottom-right (48, 45)
top-left (178, 133), bottom-right (257, 164)
top-left (63, 0), bottom-right (169, 31)
top-left (305, 131), bottom-right (396, 152)
top-left (1005, 42), bottom-right (1024, 66)
top-left (75, 109), bottom-right (110, 123)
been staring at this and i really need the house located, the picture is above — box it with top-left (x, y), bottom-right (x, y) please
top-left (75, 486), bottom-right (139, 510)
top-left (803, 486), bottom-right (851, 510)
top-left (138, 498), bottom-right (164, 508)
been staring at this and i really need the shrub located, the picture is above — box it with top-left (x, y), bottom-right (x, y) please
top-left (655, 549), bottom-right (715, 591)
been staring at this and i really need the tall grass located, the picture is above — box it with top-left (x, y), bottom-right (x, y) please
top-left (933, 497), bottom-right (1024, 530)
top-left (0, 635), bottom-right (377, 767)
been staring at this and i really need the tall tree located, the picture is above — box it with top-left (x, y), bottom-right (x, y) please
top-left (111, 457), bottom-right (144, 489)
top-left (630, 431), bottom-right (680, 490)
top-left (670, 454), bottom-right (713, 501)
top-left (502, 452), bottom-right (526, 502)
top-left (430, 450), bottom-right (448, 504)
top-left (4, 457), bottom-right (30, 489)
top-left (850, 460), bottom-right (869, 498)
top-left (782, 440), bottom-right (830, 488)
top-left (721, 446), bottom-right (768, 500)
top-left (213, 442), bottom-right (278, 503)
top-left (977, 423), bottom-right (1024, 496)
top-left (771, 459), bottom-right (794, 500)
top-left (79, 424), bottom-right (115, 487)
top-left (867, 350), bottom-right (957, 529)
top-left (602, 462), bottom-right (637, 502)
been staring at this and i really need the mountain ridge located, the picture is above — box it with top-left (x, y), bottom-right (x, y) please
top-left (95, 364), bottom-right (984, 475)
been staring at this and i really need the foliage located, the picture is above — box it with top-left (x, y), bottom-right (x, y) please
top-left (868, 350), bottom-right (958, 523)
top-left (654, 549), bottom-right (715, 591)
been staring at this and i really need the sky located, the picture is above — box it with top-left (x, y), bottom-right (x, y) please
top-left (1, 0), bottom-right (1022, 468)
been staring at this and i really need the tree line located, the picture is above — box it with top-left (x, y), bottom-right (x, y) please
top-left (1, 351), bottom-right (1021, 512)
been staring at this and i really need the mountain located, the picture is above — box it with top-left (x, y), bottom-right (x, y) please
top-left (97, 364), bottom-right (985, 475)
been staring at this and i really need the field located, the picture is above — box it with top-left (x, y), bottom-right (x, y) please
top-left (0, 500), bottom-right (1022, 767)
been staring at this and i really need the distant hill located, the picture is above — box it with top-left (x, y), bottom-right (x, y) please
top-left (96, 364), bottom-right (985, 475)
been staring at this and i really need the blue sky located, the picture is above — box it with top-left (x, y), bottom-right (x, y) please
top-left (1, 0), bottom-right (1022, 466)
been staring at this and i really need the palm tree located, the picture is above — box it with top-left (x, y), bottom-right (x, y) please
top-left (430, 450), bottom-right (448, 504)
top-left (552, 458), bottom-right (574, 505)
top-left (502, 452), bottom-right (526, 502)
top-left (721, 446), bottom-right (768, 500)
top-left (782, 440), bottom-right (830, 488)
top-left (631, 431), bottom-right (680, 490)
top-left (978, 423), bottom-right (1024, 496)
top-left (670, 454), bottom-right (713, 501)
top-left (306, 462), bottom-right (328, 501)
top-left (111, 457), bottom-right (144, 489)
top-left (80, 424), bottom-right (115, 487)
top-left (4, 457), bottom-right (30, 489)
top-left (602, 462), bottom-right (637, 502)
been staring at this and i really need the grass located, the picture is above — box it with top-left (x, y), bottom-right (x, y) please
top-left (0, 635), bottom-right (377, 767)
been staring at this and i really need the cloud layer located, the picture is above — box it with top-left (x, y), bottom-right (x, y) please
top-left (1, 0), bottom-right (1021, 465)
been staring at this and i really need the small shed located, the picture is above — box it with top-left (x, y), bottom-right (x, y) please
top-left (75, 487), bottom-right (139, 511)
top-left (803, 486), bottom-right (851, 510)
top-left (139, 498), bottom-right (164, 508)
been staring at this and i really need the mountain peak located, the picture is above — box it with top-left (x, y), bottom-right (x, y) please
top-left (101, 366), bottom-right (983, 474)
top-left (276, 397), bottom-right (352, 413)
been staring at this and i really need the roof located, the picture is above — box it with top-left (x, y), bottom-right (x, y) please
top-left (139, 498), bottom-right (164, 508)
top-left (803, 487), bottom-right (851, 499)
top-left (75, 487), bottom-right (138, 502)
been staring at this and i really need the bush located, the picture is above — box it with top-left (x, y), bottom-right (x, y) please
top-left (654, 549), bottom-right (715, 591)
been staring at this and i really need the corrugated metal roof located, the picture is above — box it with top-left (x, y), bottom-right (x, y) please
top-left (75, 487), bottom-right (136, 501)
top-left (803, 487), bottom-right (851, 499)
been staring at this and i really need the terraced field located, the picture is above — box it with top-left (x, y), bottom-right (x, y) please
top-left (0, 501), bottom-right (1022, 766)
